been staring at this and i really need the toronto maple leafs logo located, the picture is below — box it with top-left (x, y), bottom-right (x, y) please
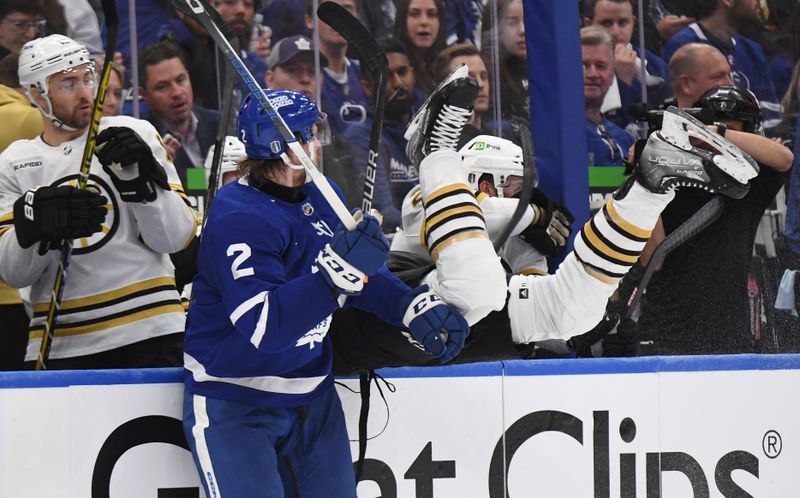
top-left (295, 315), bottom-right (332, 349)
top-left (294, 37), bottom-right (311, 51)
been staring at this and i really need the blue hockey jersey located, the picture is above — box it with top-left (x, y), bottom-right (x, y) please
top-left (661, 23), bottom-right (781, 127)
top-left (321, 59), bottom-right (370, 135)
top-left (184, 178), bottom-right (409, 408)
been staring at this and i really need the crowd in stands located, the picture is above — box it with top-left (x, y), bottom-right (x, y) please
top-left (1, 0), bottom-right (800, 372)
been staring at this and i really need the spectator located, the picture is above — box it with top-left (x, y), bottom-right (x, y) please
top-left (635, 44), bottom-right (793, 355)
top-left (58, 0), bottom-right (103, 53)
top-left (582, 0), bottom-right (670, 130)
top-left (432, 43), bottom-right (491, 142)
top-left (0, 0), bottom-right (45, 58)
top-left (265, 34), bottom-right (326, 99)
top-left (394, 0), bottom-right (446, 96)
top-left (781, 59), bottom-right (800, 257)
top-left (491, 0), bottom-right (530, 125)
top-left (661, 0), bottom-right (782, 130)
top-left (580, 26), bottom-right (635, 167)
top-left (344, 38), bottom-right (419, 231)
top-left (0, 35), bottom-right (196, 369)
top-left (212, 0), bottom-right (270, 61)
top-left (446, 0), bottom-right (485, 48)
top-left (0, 53), bottom-right (43, 370)
top-left (304, 0), bottom-right (370, 134)
top-left (260, 0), bottom-right (308, 42)
top-left (139, 40), bottom-right (220, 185)
top-left (104, 0), bottom-right (171, 70)
top-left (97, 56), bottom-right (125, 117)
top-left (160, 0), bottom-right (268, 110)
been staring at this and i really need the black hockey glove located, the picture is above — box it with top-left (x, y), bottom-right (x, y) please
top-left (519, 188), bottom-right (574, 257)
top-left (602, 318), bottom-right (640, 357)
top-left (95, 126), bottom-right (170, 203)
top-left (13, 185), bottom-right (107, 255)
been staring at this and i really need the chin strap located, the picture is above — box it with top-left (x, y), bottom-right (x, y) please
top-left (36, 96), bottom-right (80, 133)
top-left (280, 141), bottom-right (317, 170)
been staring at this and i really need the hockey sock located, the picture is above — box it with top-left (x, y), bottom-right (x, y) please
top-left (419, 150), bottom-right (489, 261)
top-left (574, 180), bottom-right (673, 283)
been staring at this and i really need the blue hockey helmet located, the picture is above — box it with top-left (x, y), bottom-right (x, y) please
top-left (237, 89), bottom-right (327, 160)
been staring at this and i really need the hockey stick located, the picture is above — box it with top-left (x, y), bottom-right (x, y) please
top-left (317, 2), bottom-right (388, 213)
top-left (624, 195), bottom-right (725, 319)
top-left (494, 117), bottom-right (535, 252)
top-left (36, 0), bottom-right (120, 370)
top-left (174, 0), bottom-right (356, 229)
top-left (204, 37), bottom-right (240, 217)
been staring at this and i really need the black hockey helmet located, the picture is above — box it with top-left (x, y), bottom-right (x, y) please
top-left (693, 86), bottom-right (762, 133)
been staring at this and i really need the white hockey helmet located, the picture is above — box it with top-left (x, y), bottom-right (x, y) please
top-left (204, 136), bottom-right (246, 186)
top-left (459, 135), bottom-right (524, 197)
top-left (18, 34), bottom-right (94, 130)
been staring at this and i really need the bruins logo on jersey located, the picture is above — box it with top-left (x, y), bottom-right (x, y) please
top-left (55, 173), bottom-right (120, 254)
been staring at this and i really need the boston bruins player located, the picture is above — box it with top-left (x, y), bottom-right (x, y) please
top-left (0, 35), bottom-right (197, 369)
top-left (331, 67), bottom-right (761, 372)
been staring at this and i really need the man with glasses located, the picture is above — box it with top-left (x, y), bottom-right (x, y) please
top-left (0, 35), bottom-right (197, 369)
top-left (0, 0), bottom-right (45, 59)
top-left (581, 26), bottom-right (634, 167)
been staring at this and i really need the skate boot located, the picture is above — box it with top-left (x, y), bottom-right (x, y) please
top-left (634, 106), bottom-right (759, 199)
top-left (405, 64), bottom-right (479, 165)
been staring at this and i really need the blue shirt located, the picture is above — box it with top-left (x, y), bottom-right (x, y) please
top-left (184, 178), bottom-right (409, 408)
top-left (662, 23), bottom-right (781, 127)
top-left (321, 60), bottom-right (370, 135)
top-left (345, 118), bottom-right (418, 231)
top-left (785, 124), bottom-right (800, 255)
top-left (586, 117), bottom-right (634, 167)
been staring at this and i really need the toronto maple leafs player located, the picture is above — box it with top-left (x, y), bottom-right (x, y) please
top-left (181, 89), bottom-right (469, 498)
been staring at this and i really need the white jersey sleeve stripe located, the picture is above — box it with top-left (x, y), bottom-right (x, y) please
top-left (229, 291), bottom-right (269, 326)
top-left (251, 295), bottom-right (270, 348)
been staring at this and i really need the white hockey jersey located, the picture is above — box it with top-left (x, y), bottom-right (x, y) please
top-left (0, 115), bottom-right (198, 361)
top-left (390, 185), bottom-right (545, 274)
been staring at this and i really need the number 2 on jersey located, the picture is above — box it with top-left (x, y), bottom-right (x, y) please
top-left (227, 243), bottom-right (255, 280)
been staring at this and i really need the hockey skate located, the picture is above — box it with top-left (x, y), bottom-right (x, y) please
top-left (404, 64), bottom-right (479, 165)
top-left (635, 106), bottom-right (759, 199)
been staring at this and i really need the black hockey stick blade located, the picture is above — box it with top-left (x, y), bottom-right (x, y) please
top-left (494, 118), bottom-right (536, 252)
top-left (37, 0), bottom-right (119, 370)
top-left (318, 1), bottom-right (389, 212)
top-left (625, 195), bottom-right (725, 319)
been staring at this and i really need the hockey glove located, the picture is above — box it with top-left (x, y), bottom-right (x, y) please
top-left (13, 185), bottom-right (107, 254)
top-left (602, 318), bottom-right (640, 357)
top-left (518, 188), bottom-right (574, 257)
top-left (95, 126), bottom-right (170, 203)
top-left (317, 210), bottom-right (390, 296)
top-left (399, 285), bottom-right (470, 363)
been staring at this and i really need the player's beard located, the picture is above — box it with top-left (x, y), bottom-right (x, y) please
top-left (52, 95), bottom-right (93, 130)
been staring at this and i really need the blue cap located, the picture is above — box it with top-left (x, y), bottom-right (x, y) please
top-left (267, 35), bottom-right (328, 69)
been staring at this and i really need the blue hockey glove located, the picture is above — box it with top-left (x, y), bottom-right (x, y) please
top-left (317, 210), bottom-right (390, 296)
top-left (399, 285), bottom-right (470, 363)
